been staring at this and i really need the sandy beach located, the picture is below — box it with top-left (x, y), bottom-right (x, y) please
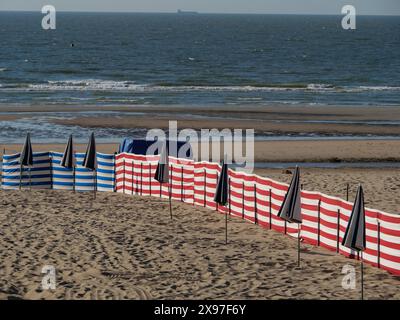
top-left (0, 189), bottom-right (399, 300)
top-left (1, 105), bottom-right (400, 300)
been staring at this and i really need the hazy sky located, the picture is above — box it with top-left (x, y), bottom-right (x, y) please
top-left (0, 0), bottom-right (399, 15)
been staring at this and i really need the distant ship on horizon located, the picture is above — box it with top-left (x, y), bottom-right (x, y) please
top-left (177, 9), bottom-right (199, 15)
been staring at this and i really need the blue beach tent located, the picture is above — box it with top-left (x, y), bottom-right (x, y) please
top-left (118, 138), bottom-right (192, 159)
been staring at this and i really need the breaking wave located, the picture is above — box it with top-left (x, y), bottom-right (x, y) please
top-left (1, 79), bottom-right (400, 93)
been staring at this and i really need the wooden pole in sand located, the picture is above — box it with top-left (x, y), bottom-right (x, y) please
top-left (241, 181), bottom-right (245, 219)
top-left (346, 183), bottom-right (349, 201)
top-left (297, 184), bottom-right (303, 267)
top-left (377, 220), bottom-right (381, 268)
top-left (49, 153), bottom-right (53, 190)
top-left (361, 251), bottom-right (364, 300)
top-left (1, 148), bottom-right (3, 188)
top-left (1, 148), bottom-right (4, 188)
top-left (181, 166), bottom-right (184, 202)
top-left (336, 209), bottom-right (341, 253)
top-left (122, 159), bottom-right (125, 194)
top-left (93, 163), bottom-right (97, 200)
top-left (226, 176), bottom-right (231, 245)
top-left (228, 177), bottom-right (231, 216)
top-left (19, 163), bottom-right (23, 190)
top-left (73, 162), bottom-right (76, 193)
top-left (297, 226), bottom-right (301, 268)
top-left (254, 184), bottom-right (258, 225)
top-left (169, 164), bottom-right (172, 219)
top-left (203, 169), bottom-right (206, 207)
top-left (113, 153), bottom-right (116, 193)
top-left (159, 179), bottom-right (162, 198)
top-left (225, 178), bottom-right (229, 245)
top-left (29, 166), bottom-right (32, 191)
top-left (317, 199), bottom-right (321, 246)
top-left (216, 172), bottom-right (219, 212)
top-left (269, 188), bottom-right (272, 229)
top-left (149, 163), bottom-right (152, 197)
top-left (131, 161), bottom-right (134, 195)
top-left (140, 162), bottom-right (143, 196)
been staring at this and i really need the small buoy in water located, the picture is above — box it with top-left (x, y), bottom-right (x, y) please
top-left (70, 42), bottom-right (75, 47)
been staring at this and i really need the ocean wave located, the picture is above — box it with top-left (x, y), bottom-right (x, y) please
top-left (1, 79), bottom-right (400, 93)
top-left (28, 79), bottom-right (148, 91)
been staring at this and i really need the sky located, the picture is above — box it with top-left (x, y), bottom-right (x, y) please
top-left (0, 0), bottom-right (399, 15)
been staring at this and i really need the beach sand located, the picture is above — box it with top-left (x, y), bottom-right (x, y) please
top-left (0, 189), bottom-right (399, 300)
top-left (1, 104), bottom-right (400, 300)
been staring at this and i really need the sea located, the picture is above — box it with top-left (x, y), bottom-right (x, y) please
top-left (0, 12), bottom-right (399, 107)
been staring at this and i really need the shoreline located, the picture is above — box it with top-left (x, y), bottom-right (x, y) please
top-left (0, 103), bottom-right (400, 148)
top-left (2, 139), bottom-right (400, 163)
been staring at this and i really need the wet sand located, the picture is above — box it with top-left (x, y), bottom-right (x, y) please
top-left (0, 189), bottom-right (399, 300)
top-left (1, 104), bottom-right (400, 136)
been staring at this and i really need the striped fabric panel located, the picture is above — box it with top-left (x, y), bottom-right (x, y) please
top-left (51, 152), bottom-right (115, 192)
top-left (96, 153), bottom-right (115, 192)
top-left (116, 153), bottom-right (400, 276)
top-left (51, 152), bottom-right (75, 190)
top-left (115, 153), bottom-right (195, 203)
top-left (2, 152), bottom-right (52, 189)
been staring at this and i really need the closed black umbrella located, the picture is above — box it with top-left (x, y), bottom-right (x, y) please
top-left (278, 166), bottom-right (302, 266)
top-left (278, 166), bottom-right (302, 223)
top-left (60, 134), bottom-right (76, 192)
top-left (19, 132), bottom-right (33, 190)
top-left (214, 155), bottom-right (229, 244)
top-left (342, 184), bottom-right (366, 300)
top-left (83, 132), bottom-right (97, 198)
top-left (154, 141), bottom-right (172, 218)
top-left (154, 140), bottom-right (169, 183)
top-left (83, 132), bottom-right (96, 170)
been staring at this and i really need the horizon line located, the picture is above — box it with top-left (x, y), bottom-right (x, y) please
top-left (0, 9), bottom-right (399, 17)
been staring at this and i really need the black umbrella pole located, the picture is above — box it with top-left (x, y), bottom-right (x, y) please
top-left (361, 257), bottom-right (364, 300)
top-left (169, 198), bottom-right (172, 219)
top-left (73, 166), bottom-right (76, 193)
top-left (225, 208), bottom-right (228, 244)
top-left (29, 167), bottom-right (32, 191)
top-left (169, 185), bottom-right (173, 219)
top-left (93, 170), bottom-right (96, 200)
top-left (169, 167), bottom-right (172, 219)
top-left (297, 229), bottom-right (301, 267)
top-left (19, 164), bottom-right (22, 190)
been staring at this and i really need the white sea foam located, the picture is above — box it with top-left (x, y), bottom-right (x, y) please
top-left (306, 83), bottom-right (334, 90)
top-left (1, 79), bottom-right (400, 94)
top-left (28, 79), bottom-right (148, 91)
